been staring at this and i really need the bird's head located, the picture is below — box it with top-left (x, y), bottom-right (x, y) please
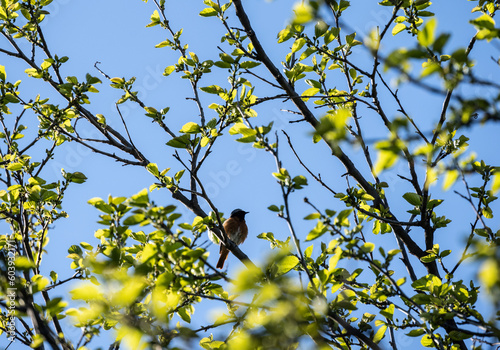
top-left (230, 209), bottom-right (249, 220)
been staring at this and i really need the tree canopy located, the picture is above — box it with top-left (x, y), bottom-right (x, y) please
top-left (0, 0), bottom-right (499, 349)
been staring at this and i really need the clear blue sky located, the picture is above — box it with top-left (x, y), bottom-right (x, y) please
top-left (2, 1), bottom-right (499, 349)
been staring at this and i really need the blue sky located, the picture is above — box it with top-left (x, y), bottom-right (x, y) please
top-left (2, 0), bottom-right (499, 349)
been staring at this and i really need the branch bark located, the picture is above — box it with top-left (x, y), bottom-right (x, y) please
top-left (232, 0), bottom-right (439, 276)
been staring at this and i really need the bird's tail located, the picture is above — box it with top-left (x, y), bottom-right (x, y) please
top-left (217, 248), bottom-right (229, 269)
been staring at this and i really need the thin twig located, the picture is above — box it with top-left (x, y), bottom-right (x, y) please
top-left (283, 130), bottom-right (337, 195)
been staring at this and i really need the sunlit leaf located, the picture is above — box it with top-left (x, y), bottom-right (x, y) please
top-left (275, 255), bottom-right (299, 276)
top-left (392, 23), bottom-right (406, 36)
top-left (418, 18), bottom-right (436, 47)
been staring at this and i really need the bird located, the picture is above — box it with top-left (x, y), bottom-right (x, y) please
top-left (216, 209), bottom-right (249, 269)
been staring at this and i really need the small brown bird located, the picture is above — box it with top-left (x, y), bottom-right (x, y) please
top-left (216, 209), bottom-right (249, 269)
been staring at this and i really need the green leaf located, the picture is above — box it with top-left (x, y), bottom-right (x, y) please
top-left (66, 171), bottom-right (87, 184)
top-left (374, 150), bottom-right (398, 175)
top-left (175, 169), bottom-right (185, 182)
top-left (214, 61), bottom-right (232, 69)
top-left (146, 163), bottom-right (159, 177)
top-left (166, 134), bottom-right (191, 149)
top-left (306, 221), bottom-right (327, 241)
top-left (470, 13), bottom-right (496, 31)
top-left (86, 74), bottom-right (101, 84)
top-left (334, 209), bottom-right (352, 227)
top-left (200, 85), bottom-right (224, 94)
top-left (482, 206), bottom-right (493, 219)
top-left (6, 163), bottom-right (23, 171)
top-left (110, 77), bottom-right (124, 84)
top-left (268, 205), bottom-right (280, 212)
top-left (442, 170), bottom-right (459, 191)
top-left (373, 324), bottom-right (387, 343)
top-left (277, 26), bottom-right (294, 43)
top-left (146, 10), bottom-right (161, 27)
top-left (419, 11), bottom-right (434, 17)
top-left (418, 18), bottom-right (437, 47)
top-left (407, 329), bottom-right (425, 337)
top-left (25, 68), bottom-right (43, 78)
top-left (479, 259), bottom-right (499, 289)
top-left (67, 244), bottom-right (83, 256)
top-left (199, 7), bottom-right (218, 17)
top-left (70, 284), bottom-right (102, 301)
top-left (219, 53), bottom-right (234, 63)
top-left (380, 304), bottom-right (394, 320)
top-left (299, 47), bottom-right (317, 61)
top-left (392, 23), bottom-right (406, 36)
top-left (325, 209), bottom-right (336, 217)
top-left (360, 242), bottom-right (375, 253)
top-left (421, 334), bottom-right (437, 347)
top-left (180, 122), bottom-right (201, 134)
top-left (403, 192), bottom-right (422, 206)
top-left (315, 107), bottom-right (352, 143)
top-left (233, 265), bottom-right (263, 292)
top-left (304, 244), bottom-right (313, 258)
top-left (41, 60), bottom-right (52, 70)
top-left (30, 335), bottom-right (45, 348)
top-left (328, 246), bottom-right (342, 272)
top-left (0, 65), bottom-right (6, 81)
top-left (292, 175), bottom-right (308, 189)
top-left (301, 87), bottom-right (320, 101)
top-left (240, 61), bottom-right (261, 69)
top-left (163, 65), bottom-right (175, 76)
top-left (80, 242), bottom-right (93, 251)
top-left (324, 27), bottom-right (339, 44)
top-left (87, 198), bottom-right (115, 214)
top-left (15, 256), bottom-right (36, 270)
top-left (130, 189), bottom-right (149, 206)
top-left (4, 93), bottom-right (19, 103)
top-left (412, 293), bottom-right (431, 305)
top-left (123, 214), bottom-right (146, 226)
top-left (292, 3), bottom-right (313, 24)
top-left (492, 173), bottom-right (500, 194)
top-left (305, 79), bottom-right (322, 89)
top-left (315, 20), bottom-right (329, 37)
top-left (291, 37), bottom-right (306, 53)
top-left (421, 60), bottom-right (441, 78)
top-left (229, 123), bottom-right (256, 137)
top-left (200, 337), bottom-right (225, 350)
top-left (48, 271), bottom-right (58, 284)
top-left (114, 277), bottom-right (147, 307)
top-left (200, 136), bottom-right (210, 147)
top-left (275, 255), bottom-right (299, 276)
top-left (440, 249), bottom-right (451, 258)
top-left (420, 254), bottom-right (436, 263)
top-left (304, 213), bottom-right (320, 220)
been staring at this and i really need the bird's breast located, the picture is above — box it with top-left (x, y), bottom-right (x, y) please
top-left (224, 218), bottom-right (248, 245)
